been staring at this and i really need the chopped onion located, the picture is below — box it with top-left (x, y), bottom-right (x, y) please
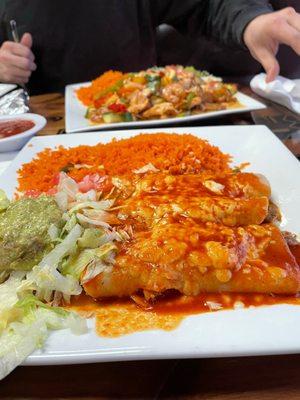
top-left (57, 172), bottom-right (78, 201)
top-left (203, 180), bottom-right (225, 195)
top-left (205, 301), bottom-right (222, 311)
top-left (76, 213), bottom-right (111, 229)
top-left (133, 163), bottom-right (159, 174)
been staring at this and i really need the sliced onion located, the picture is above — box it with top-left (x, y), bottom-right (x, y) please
top-left (133, 163), bottom-right (159, 174)
top-left (76, 213), bottom-right (111, 229)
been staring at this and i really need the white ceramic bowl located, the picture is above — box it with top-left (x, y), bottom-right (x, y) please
top-left (0, 113), bottom-right (47, 152)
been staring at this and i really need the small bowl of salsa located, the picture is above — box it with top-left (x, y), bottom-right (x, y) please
top-left (0, 113), bottom-right (47, 152)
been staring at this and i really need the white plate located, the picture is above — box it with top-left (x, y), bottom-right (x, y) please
top-left (2, 126), bottom-right (300, 365)
top-left (0, 113), bottom-right (47, 152)
top-left (65, 82), bottom-right (266, 133)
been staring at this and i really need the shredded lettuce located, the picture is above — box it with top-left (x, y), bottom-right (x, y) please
top-left (61, 242), bottom-right (117, 283)
top-left (0, 294), bottom-right (87, 380)
top-left (0, 272), bottom-right (27, 333)
top-left (0, 189), bottom-right (9, 212)
top-left (55, 190), bottom-right (68, 211)
top-left (48, 224), bottom-right (60, 241)
top-left (39, 224), bottom-right (82, 268)
top-left (18, 224), bottom-right (84, 303)
top-left (0, 173), bottom-right (124, 380)
top-left (0, 270), bottom-right (10, 284)
top-left (61, 213), bottom-right (78, 236)
top-left (78, 228), bottom-right (106, 249)
top-left (26, 264), bottom-right (82, 302)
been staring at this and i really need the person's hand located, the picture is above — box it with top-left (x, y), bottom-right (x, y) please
top-left (0, 33), bottom-right (36, 84)
top-left (244, 7), bottom-right (300, 82)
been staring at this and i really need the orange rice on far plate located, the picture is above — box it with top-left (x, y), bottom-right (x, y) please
top-left (76, 70), bottom-right (124, 106)
top-left (17, 133), bottom-right (232, 193)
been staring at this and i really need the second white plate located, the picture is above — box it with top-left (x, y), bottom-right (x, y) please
top-left (65, 82), bottom-right (266, 133)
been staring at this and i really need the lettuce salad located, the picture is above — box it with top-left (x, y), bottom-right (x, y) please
top-left (0, 173), bottom-right (124, 379)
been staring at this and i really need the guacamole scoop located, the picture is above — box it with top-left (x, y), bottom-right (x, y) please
top-left (0, 195), bottom-right (62, 271)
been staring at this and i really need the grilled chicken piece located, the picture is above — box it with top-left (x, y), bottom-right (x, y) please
top-left (190, 96), bottom-right (203, 108)
top-left (142, 102), bottom-right (177, 119)
top-left (203, 83), bottom-right (237, 103)
top-left (127, 89), bottom-right (151, 114)
top-left (161, 83), bottom-right (186, 105)
top-left (84, 222), bottom-right (300, 298)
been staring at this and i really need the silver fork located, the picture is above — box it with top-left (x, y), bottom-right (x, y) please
top-left (9, 19), bottom-right (30, 100)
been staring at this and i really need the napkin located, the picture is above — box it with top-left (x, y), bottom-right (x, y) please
top-left (250, 73), bottom-right (300, 114)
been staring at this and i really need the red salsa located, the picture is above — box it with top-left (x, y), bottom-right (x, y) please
top-left (0, 119), bottom-right (35, 139)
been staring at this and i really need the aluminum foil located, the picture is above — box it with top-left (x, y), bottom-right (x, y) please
top-left (0, 88), bottom-right (29, 115)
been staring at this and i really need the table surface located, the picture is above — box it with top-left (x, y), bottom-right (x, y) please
top-left (1, 88), bottom-right (300, 399)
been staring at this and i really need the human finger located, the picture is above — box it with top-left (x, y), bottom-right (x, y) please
top-left (274, 19), bottom-right (300, 55)
top-left (1, 51), bottom-right (36, 71)
top-left (256, 48), bottom-right (280, 82)
top-left (2, 41), bottom-right (35, 61)
top-left (20, 32), bottom-right (33, 48)
top-left (281, 7), bottom-right (300, 33)
top-left (1, 64), bottom-right (31, 83)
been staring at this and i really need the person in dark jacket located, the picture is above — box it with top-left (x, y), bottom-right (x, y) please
top-left (0, 0), bottom-right (299, 94)
top-left (156, 0), bottom-right (300, 83)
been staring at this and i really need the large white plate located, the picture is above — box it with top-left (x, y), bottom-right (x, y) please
top-left (65, 82), bottom-right (266, 133)
top-left (2, 126), bottom-right (300, 365)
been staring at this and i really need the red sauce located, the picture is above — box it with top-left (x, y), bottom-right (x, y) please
top-left (290, 244), bottom-right (300, 265)
top-left (67, 291), bottom-right (300, 337)
top-left (0, 119), bottom-right (35, 139)
top-left (70, 291), bottom-right (300, 315)
top-left (150, 292), bottom-right (300, 314)
top-left (68, 217), bottom-right (300, 336)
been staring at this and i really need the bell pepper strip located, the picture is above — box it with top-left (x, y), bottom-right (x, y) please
top-left (108, 103), bottom-right (127, 113)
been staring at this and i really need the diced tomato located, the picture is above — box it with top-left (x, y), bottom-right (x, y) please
top-left (50, 173), bottom-right (60, 186)
top-left (47, 187), bottom-right (58, 195)
top-left (94, 97), bottom-right (106, 109)
top-left (24, 189), bottom-right (42, 198)
top-left (77, 176), bottom-right (95, 193)
top-left (108, 103), bottom-right (127, 113)
top-left (77, 174), bottom-right (111, 193)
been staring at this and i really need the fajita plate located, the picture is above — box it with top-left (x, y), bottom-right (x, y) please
top-left (65, 83), bottom-right (266, 133)
top-left (2, 126), bottom-right (300, 366)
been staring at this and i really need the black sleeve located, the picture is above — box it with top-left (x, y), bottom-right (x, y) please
top-left (0, 0), bottom-right (8, 43)
top-left (152, 0), bottom-right (273, 49)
